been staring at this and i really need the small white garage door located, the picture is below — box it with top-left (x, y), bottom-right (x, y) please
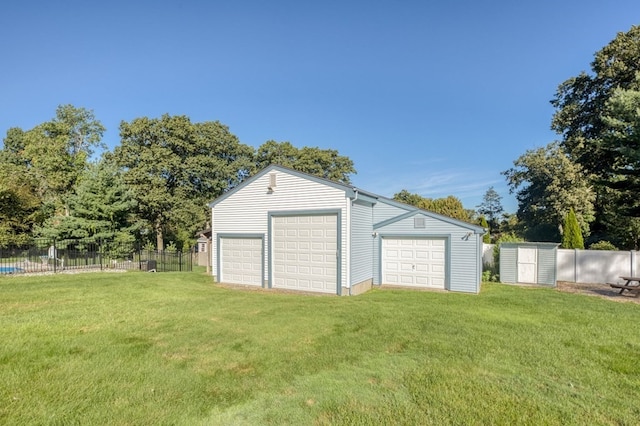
top-left (220, 237), bottom-right (262, 286)
top-left (272, 214), bottom-right (338, 293)
top-left (382, 238), bottom-right (446, 288)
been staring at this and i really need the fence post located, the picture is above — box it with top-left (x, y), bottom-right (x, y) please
top-left (53, 238), bottom-right (57, 274)
top-left (631, 251), bottom-right (636, 277)
top-left (99, 240), bottom-right (103, 271)
top-left (573, 249), bottom-right (577, 283)
top-left (179, 251), bottom-right (182, 271)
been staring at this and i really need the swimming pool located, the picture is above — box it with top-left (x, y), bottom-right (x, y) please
top-left (0, 266), bottom-right (25, 274)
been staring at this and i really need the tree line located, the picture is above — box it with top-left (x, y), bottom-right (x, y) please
top-left (0, 111), bottom-right (356, 250)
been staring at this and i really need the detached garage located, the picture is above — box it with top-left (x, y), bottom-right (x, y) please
top-left (209, 165), bottom-right (485, 295)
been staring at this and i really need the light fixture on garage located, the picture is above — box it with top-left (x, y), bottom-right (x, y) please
top-left (463, 232), bottom-right (473, 240)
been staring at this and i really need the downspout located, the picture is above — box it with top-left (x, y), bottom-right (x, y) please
top-left (349, 189), bottom-right (359, 296)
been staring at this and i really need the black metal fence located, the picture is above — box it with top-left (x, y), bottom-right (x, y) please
top-left (0, 238), bottom-right (192, 275)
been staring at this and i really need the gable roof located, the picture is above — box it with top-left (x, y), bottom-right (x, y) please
top-left (208, 164), bottom-right (486, 233)
top-left (208, 164), bottom-right (357, 207)
top-left (374, 207), bottom-right (485, 233)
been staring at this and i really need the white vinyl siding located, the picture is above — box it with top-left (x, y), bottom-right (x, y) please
top-left (350, 201), bottom-right (374, 286)
top-left (373, 200), bottom-right (409, 224)
top-left (220, 237), bottom-right (262, 286)
top-left (374, 212), bottom-right (481, 293)
top-left (211, 170), bottom-right (348, 288)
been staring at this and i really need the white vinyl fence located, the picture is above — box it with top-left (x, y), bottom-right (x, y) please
top-left (482, 244), bottom-right (495, 267)
top-left (484, 244), bottom-right (639, 284)
top-left (556, 249), bottom-right (640, 284)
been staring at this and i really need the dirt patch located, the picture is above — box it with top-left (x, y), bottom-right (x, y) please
top-left (556, 281), bottom-right (640, 304)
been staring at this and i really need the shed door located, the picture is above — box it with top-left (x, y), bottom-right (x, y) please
top-left (272, 214), bottom-right (338, 293)
top-left (517, 247), bottom-right (537, 284)
top-left (382, 238), bottom-right (446, 288)
top-left (220, 237), bottom-right (262, 286)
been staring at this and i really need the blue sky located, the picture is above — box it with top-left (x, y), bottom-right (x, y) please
top-left (1, 1), bottom-right (639, 213)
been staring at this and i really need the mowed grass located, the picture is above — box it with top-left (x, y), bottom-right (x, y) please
top-left (1, 273), bottom-right (638, 425)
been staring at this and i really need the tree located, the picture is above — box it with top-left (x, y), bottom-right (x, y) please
top-left (35, 158), bottom-right (138, 243)
top-left (551, 25), bottom-right (640, 247)
top-left (552, 26), bottom-right (640, 172)
top-left (2, 105), bottom-right (105, 216)
top-left (0, 162), bottom-right (42, 246)
top-left (561, 208), bottom-right (584, 249)
top-left (393, 189), bottom-right (426, 207)
top-left (476, 186), bottom-right (504, 231)
top-left (113, 115), bottom-right (254, 250)
top-left (393, 190), bottom-right (472, 222)
top-left (503, 142), bottom-right (595, 241)
top-left (599, 88), bottom-right (640, 215)
top-left (255, 140), bottom-right (356, 184)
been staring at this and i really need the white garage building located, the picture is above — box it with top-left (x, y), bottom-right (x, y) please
top-left (209, 165), bottom-right (485, 295)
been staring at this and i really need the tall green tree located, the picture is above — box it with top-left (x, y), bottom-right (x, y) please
top-left (599, 88), bottom-right (640, 214)
top-left (551, 25), bottom-right (640, 247)
top-left (255, 140), bottom-right (356, 184)
top-left (35, 158), bottom-right (138, 243)
top-left (476, 186), bottom-right (504, 231)
top-left (552, 25), bottom-right (640, 172)
top-left (2, 105), bottom-right (105, 215)
top-left (561, 208), bottom-right (584, 249)
top-left (393, 190), bottom-right (472, 222)
top-left (113, 115), bottom-right (254, 250)
top-left (503, 142), bottom-right (595, 241)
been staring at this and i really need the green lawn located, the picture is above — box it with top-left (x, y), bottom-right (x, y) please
top-left (1, 272), bottom-right (638, 425)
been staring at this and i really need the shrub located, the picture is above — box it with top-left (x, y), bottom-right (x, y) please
top-left (589, 240), bottom-right (618, 251)
top-left (479, 216), bottom-right (490, 243)
top-left (482, 269), bottom-right (499, 282)
top-left (561, 208), bottom-right (584, 249)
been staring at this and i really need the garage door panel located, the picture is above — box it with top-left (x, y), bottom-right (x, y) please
top-left (273, 214), bottom-right (338, 293)
top-left (382, 238), bottom-right (446, 289)
top-left (221, 237), bottom-right (262, 286)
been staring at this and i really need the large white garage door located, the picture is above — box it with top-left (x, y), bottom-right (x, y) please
top-left (382, 238), bottom-right (446, 288)
top-left (220, 237), bottom-right (262, 286)
top-left (272, 214), bottom-right (338, 293)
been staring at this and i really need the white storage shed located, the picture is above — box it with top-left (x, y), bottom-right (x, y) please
top-left (499, 242), bottom-right (559, 287)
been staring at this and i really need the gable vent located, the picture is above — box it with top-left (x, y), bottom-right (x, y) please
top-left (414, 217), bottom-right (426, 229)
top-left (269, 173), bottom-right (277, 188)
